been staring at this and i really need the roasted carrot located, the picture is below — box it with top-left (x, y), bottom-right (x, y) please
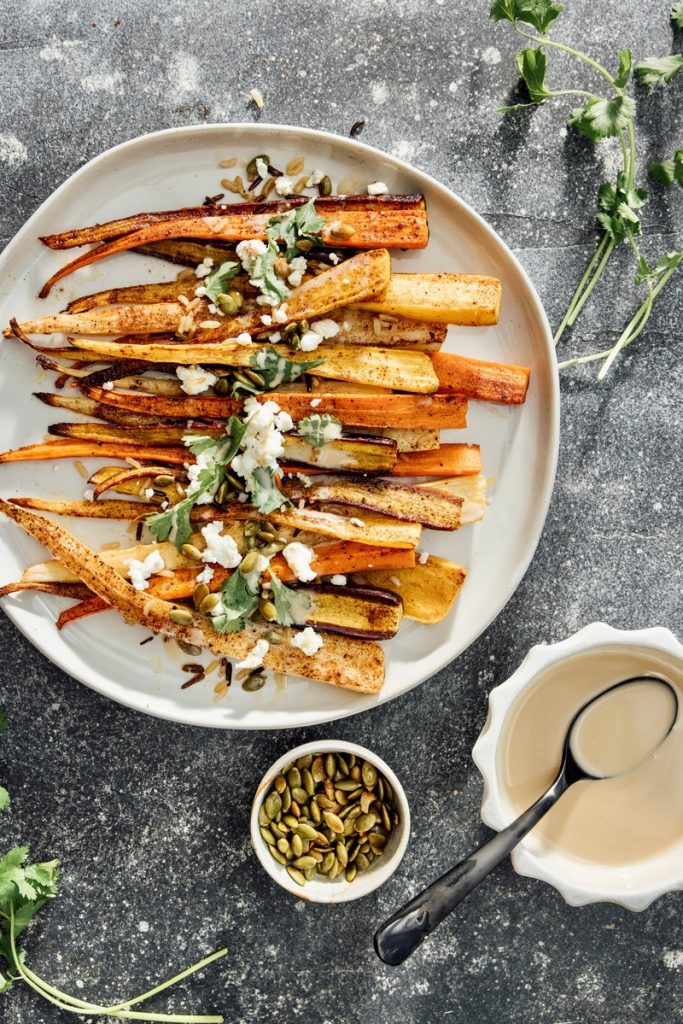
top-left (39, 200), bottom-right (426, 296)
top-left (0, 439), bottom-right (189, 465)
top-left (0, 580), bottom-right (93, 600)
top-left (80, 384), bottom-right (469, 430)
top-left (55, 542), bottom-right (417, 626)
top-left (40, 195), bottom-right (429, 250)
top-left (432, 351), bottom-right (530, 403)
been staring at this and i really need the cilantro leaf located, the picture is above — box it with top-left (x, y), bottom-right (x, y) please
top-left (649, 150), bottom-right (683, 187)
top-left (516, 47), bottom-right (552, 102)
top-left (249, 467), bottom-right (290, 514)
top-left (637, 249), bottom-right (683, 284)
top-left (673, 2), bottom-right (683, 29)
top-left (297, 413), bottom-right (343, 448)
top-left (241, 347), bottom-right (323, 394)
top-left (634, 54), bottom-right (683, 86)
top-left (267, 198), bottom-right (326, 259)
top-left (202, 259), bottom-right (240, 302)
top-left (489, 0), bottom-right (564, 35)
top-left (212, 570), bottom-right (259, 633)
top-left (597, 179), bottom-right (647, 242)
top-left (568, 94), bottom-right (636, 140)
top-left (146, 495), bottom-right (197, 549)
top-left (614, 49), bottom-right (632, 88)
top-left (0, 788), bottom-right (9, 813)
top-left (269, 573), bottom-right (311, 626)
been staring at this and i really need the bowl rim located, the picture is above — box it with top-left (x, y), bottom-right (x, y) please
top-left (472, 622), bottom-right (683, 911)
top-left (250, 738), bottom-right (411, 903)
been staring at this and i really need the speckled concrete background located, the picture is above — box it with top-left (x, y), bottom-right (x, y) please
top-left (1, 1), bottom-right (682, 1022)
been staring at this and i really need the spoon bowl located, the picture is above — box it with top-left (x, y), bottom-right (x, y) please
top-left (374, 673), bottom-right (679, 966)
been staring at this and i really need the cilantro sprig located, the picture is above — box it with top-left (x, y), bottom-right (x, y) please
top-left (147, 418), bottom-right (245, 548)
top-left (0, 845), bottom-right (226, 1019)
top-left (491, 0), bottom-right (682, 377)
top-left (244, 199), bottom-right (327, 306)
top-left (297, 413), bottom-right (343, 448)
top-left (202, 259), bottom-right (240, 302)
top-left (231, 348), bottom-right (323, 397)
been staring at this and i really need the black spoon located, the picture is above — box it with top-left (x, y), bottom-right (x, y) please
top-left (374, 674), bottom-right (678, 966)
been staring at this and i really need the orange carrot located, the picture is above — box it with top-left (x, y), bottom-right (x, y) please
top-left (39, 196), bottom-right (428, 295)
top-left (56, 542), bottom-right (417, 627)
top-left (0, 439), bottom-right (189, 465)
top-left (81, 385), bottom-right (469, 430)
top-left (286, 444), bottom-right (482, 478)
top-left (40, 195), bottom-right (428, 249)
top-left (432, 352), bottom-right (530, 404)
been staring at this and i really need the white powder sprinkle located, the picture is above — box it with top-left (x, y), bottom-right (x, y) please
top-left (0, 134), bottom-right (28, 168)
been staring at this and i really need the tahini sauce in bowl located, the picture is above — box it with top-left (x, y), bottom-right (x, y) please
top-left (496, 649), bottom-right (683, 865)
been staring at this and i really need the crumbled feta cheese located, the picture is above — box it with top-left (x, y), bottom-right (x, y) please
top-left (255, 157), bottom-right (269, 179)
top-left (237, 491), bottom-right (249, 503)
top-left (208, 302), bottom-right (218, 314)
top-left (176, 365), bottom-right (218, 395)
top-left (125, 549), bottom-right (165, 591)
top-left (196, 565), bottom-right (215, 584)
top-left (287, 255), bottom-right (307, 287)
top-left (295, 473), bottom-right (312, 487)
top-left (287, 270), bottom-right (303, 287)
top-left (273, 304), bottom-right (288, 324)
top-left (282, 541), bottom-right (317, 582)
top-left (311, 318), bottom-right (340, 340)
top-left (269, 331), bottom-right (281, 342)
top-left (274, 176), bottom-right (293, 196)
top-left (367, 181), bottom-right (388, 195)
top-left (291, 627), bottom-right (323, 657)
top-left (102, 381), bottom-right (114, 391)
top-left (418, 550), bottom-right (430, 565)
top-left (144, 488), bottom-right (155, 499)
top-left (328, 253), bottom-right (340, 265)
top-left (309, 397), bottom-right (322, 408)
top-left (235, 331), bottom-right (253, 346)
top-left (321, 419), bottom-right (343, 443)
top-left (230, 397), bottom-right (293, 486)
top-left (249, 87), bottom-right (264, 108)
top-left (161, 500), bottom-right (169, 510)
top-left (194, 285), bottom-right (208, 297)
top-left (177, 313), bottom-right (194, 335)
top-left (260, 314), bottom-right (273, 326)
top-left (200, 521), bottom-right (242, 569)
top-left (236, 638), bottom-right (269, 671)
top-left (330, 574), bottom-right (347, 586)
top-left (195, 258), bottom-right (214, 279)
top-left (236, 238), bottom-right (267, 272)
top-left (83, 488), bottom-right (94, 501)
top-left (306, 169), bottom-right (324, 187)
top-left (299, 330), bottom-right (323, 352)
top-left (349, 517), bottom-right (365, 528)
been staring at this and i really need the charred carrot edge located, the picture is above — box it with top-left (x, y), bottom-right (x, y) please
top-left (39, 198), bottom-right (428, 296)
top-left (92, 465), bottom-right (183, 499)
top-left (56, 543), bottom-right (417, 626)
top-left (0, 439), bottom-right (189, 465)
top-left (284, 445), bottom-right (482, 478)
top-left (40, 195), bottom-right (428, 249)
top-left (432, 352), bottom-right (530, 404)
top-left (79, 385), bottom-right (469, 430)
top-left (0, 581), bottom-right (93, 601)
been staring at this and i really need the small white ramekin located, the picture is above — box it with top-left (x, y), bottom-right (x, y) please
top-left (472, 623), bottom-right (683, 911)
top-left (250, 739), bottom-right (410, 903)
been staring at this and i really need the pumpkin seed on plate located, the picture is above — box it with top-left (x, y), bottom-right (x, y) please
top-left (269, 846), bottom-right (288, 866)
top-left (287, 866), bottom-right (306, 886)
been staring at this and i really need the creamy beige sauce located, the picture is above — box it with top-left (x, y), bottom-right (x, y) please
top-left (570, 679), bottom-right (677, 778)
top-left (496, 649), bottom-right (683, 865)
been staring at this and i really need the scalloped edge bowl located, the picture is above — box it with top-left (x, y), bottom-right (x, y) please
top-left (472, 623), bottom-right (683, 910)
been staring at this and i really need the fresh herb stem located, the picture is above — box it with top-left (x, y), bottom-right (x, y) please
top-left (515, 26), bottom-right (619, 90)
top-left (8, 903), bottom-right (226, 1023)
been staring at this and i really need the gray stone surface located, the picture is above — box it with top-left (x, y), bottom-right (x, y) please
top-left (0, 1), bottom-right (682, 1022)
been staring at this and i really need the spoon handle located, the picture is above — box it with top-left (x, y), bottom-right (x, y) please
top-left (374, 776), bottom-right (568, 966)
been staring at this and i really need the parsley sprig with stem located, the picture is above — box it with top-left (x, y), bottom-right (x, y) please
top-left (0, 846), bottom-right (226, 1021)
top-left (490, 0), bottom-right (682, 377)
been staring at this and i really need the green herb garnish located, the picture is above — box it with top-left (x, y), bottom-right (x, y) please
top-left (146, 418), bottom-right (245, 548)
top-left (268, 572), bottom-right (311, 626)
top-left (267, 198), bottom-right (327, 259)
top-left (212, 570), bottom-right (260, 634)
top-left (297, 413), bottom-right (343, 448)
top-left (649, 149), bottom-right (683, 188)
top-left (231, 347), bottom-right (323, 397)
top-left (490, 0), bottom-right (682, 377)
top-left (202, 259), bottom-right (240, 302)
top-left (0, 845), bottom-right (226, 1019)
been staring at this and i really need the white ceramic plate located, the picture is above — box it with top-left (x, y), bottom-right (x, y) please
top-left (0, 124), bottom-right (559, 729)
